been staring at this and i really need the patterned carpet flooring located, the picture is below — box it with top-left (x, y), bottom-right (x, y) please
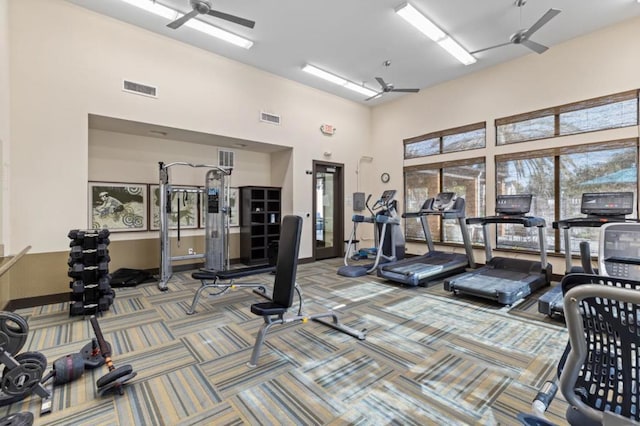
top-left (2, 258), bottom-right (571, 425)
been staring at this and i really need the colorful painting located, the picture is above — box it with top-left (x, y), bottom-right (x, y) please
top-left (150, 185), bottom-right (200, 231)
top-left (88, 182), bottom-right (147, 232)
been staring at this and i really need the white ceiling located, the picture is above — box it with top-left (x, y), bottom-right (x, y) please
top-left (66, 0), bottom-right (640, 106)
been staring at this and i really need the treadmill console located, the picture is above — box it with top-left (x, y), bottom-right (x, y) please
top-left (431, 192), bottom-right (456, 211)
top-left (495, 194), bottom-right (532, 216)
top-left (598, 223), bottom-right (640, 280)
top-left (581, 192), bottom-right (634, 216)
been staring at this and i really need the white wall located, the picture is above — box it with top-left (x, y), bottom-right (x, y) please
top-left (371, 16), bottom-right (640, 268)
top-left (7, 0), bottom-right (371, 258)
top-left (0, 0), bottom-right (9, 248)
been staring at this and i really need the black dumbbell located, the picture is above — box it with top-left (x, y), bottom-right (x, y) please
top-left (90, 316), bottom-right (136, 396)
top-left (41, 339), bottom-right (107, 386)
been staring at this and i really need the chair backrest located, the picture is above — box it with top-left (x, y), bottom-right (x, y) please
top-left (272, 215), bottom-right (302, 308)
top-left (559, 273), bottom-right (640, 423)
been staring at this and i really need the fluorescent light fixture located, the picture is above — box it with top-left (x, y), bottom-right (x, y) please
top-left (302, 65), bottom-right (379, 98)
top-left (396, 2), bottom-right (476, 65)
top-left (121, 0), bottom-right (178, 19)
top-left (120, 0), bottom-right (253, 49)
top-left (185, 20), bottom-right (253, 49)
top-left (438, 37), bottom-right (476, 66)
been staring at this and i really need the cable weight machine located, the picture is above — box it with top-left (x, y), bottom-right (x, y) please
top-left (158, 161), bottom-right (232, 291)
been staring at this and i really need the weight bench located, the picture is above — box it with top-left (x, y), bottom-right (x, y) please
top-left (187, 264), bottom-right (275, 315)
top-left (247, 215), bottom-right (366, 368)
top-left (520, 273), bottom-right (640, 426)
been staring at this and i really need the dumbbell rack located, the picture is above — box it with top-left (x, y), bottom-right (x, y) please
top-left (68, 229), bottom-right (115, 316)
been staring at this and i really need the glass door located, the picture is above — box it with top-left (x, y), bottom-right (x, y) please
top-left (313, 161), bottom-right (343, 260)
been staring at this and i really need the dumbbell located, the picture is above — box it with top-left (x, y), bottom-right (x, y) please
top-left (70, 302), bottom-right (98, 316)
top-left (90, 316), bottom-right (136, 396)
top-left (68, 229), bottom-right (110, 241)
top-left (41, 339), bottom-right (107, 386)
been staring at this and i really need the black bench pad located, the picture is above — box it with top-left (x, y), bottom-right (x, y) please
top-left (192, 265), bottom-right (275, 281)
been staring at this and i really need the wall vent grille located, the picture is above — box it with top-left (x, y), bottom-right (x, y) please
top-left (260, 111), bottom-right (281, 125)
top-left (218, 150), bottom-right (235, 168)
top-left (122, 80), bottom-right (157, 98)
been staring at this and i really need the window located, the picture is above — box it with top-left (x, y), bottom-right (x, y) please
top-left (404, 159), bottom-right (486, 244)
top-left (496, 91), bottom-right (639, 145)
top-left (495, 156), bottom-right (555, 251)
top-left (496, 139), bottom-right (638, 255)
top-left (404, 122), bottom-right (485, 159)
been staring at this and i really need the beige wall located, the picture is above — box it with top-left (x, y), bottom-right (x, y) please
top-left (6, 0), bottom-right (371, 297)
top-left (6, 1), bottom-right (640, 300)
top-left (371, 15), bottom-right (640, 272)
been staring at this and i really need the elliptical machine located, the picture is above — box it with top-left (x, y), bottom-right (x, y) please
top-left (337, 190), bottom-right (405, 277)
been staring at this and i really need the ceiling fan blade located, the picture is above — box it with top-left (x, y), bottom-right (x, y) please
top-left (375, 77), bottom-right (390, 90)
top-left (524, 8), bottom-right (561, 38)
top-left (470, 41), bottom-right (513, 55)
top-left (207, 10), bottom-right (255, 28)
top-left (365, 92), bottom-right (383, 101)
top-left (390, 88), bottom-right (420, 93)
top-left (167, 9), bottom-right (199, 29)
top-left (521, 39), bottom-right (548, 54)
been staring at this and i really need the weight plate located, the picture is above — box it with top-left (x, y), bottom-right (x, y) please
top-left (96, 364), bottom-right (133, 388)
top-left (1, 359), bottom-right (44, 397)
top-left (0, 313), bottom-right (29, 356)
top-left (0, 411), bottom-right (34, 426)
top-left (6, 352), bottom-right (47, 374)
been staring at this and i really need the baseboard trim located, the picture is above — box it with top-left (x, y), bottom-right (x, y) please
top-left (4, 293), bottom-right (70, 312)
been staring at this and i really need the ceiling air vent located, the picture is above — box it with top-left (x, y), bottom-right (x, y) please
top-left (218, 149), bottom-right (235, 168)
top-left (260, 111), bottom-right (281, 125)
top-left (122, 79), bottom-right (158, 98)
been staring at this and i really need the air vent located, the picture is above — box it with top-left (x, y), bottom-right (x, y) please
top-left (122, 79), bottom-right (157, 98)
top-left (260, 111), bottom-right (281, 125)
top-left (218, 149), bottom-right (235, 168)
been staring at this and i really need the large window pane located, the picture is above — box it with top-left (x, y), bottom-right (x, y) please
top-left (405, 138), bottom-right (439, 159)
top-left (443, 128), bottom-right (486, 153)
top-left (443, 163), bottom-right (486, 243)
top-left (560, 99), bottom-right (638, 135)
top-left (559, 147), bottom-right (638, 255)
top-left (497, 116), bottom-right (555, 145)
top-left (404, 169), bottom-right (439, 241)
top-left (496, 157), bottom-right (555, 250)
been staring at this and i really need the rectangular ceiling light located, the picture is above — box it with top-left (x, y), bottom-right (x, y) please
top-left (120, 0), bottom-right (253, 49)
top-left (302, 65), bottom-right (378, 98)
top-left (396, 2), bottom-right (476, 66)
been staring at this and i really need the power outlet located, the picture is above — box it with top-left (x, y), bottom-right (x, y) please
top-left (188, 248), bottom-right (195, 255)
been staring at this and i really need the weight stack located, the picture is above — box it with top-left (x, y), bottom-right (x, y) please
top-left (67, 229), bottom-right (115, 316)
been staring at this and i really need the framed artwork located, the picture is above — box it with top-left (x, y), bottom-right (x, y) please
top-left (199, 187), bottom-right (239, 228)
top-left (88, 182), bottom-right (148, 232)
top-left (150, 185), bottom-right (200, 231)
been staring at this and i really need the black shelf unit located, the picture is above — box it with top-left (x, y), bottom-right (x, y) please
top-left (240, 186), bottom-right (281, 265)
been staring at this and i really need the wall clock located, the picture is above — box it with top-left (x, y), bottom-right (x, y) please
top-left (380, 172), bottom-right (390, 183)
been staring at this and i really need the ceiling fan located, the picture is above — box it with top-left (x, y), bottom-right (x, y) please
top-left (365, 77), bottom-right (420, 101)
top-left (166, 0), bottom-right (255, 30)
top-left (471, 7), bottom-right (561, 55)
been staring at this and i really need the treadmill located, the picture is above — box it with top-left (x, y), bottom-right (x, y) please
top-left (444, 194), bottom-right (552, 305)
top-left (538, 192), bottom-right (635, 317)
top-left (377, 192), bottom-right (475, 287)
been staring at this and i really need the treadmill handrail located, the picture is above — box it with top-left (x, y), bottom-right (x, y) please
top-left (467, 215), bottom-right (546, 227)
top-left (553, 217), bottom-right (636, 229)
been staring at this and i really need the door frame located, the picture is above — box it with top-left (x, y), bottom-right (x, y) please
top-left (312, 160), bottom-right (344, 261)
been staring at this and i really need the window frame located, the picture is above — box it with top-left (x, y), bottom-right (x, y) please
top-left (496, 90), bottom-right (639, 146)
top-left (403, 157), bottom-right (486, 245)
top-left (404, 122), bottom-right (486, 159)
